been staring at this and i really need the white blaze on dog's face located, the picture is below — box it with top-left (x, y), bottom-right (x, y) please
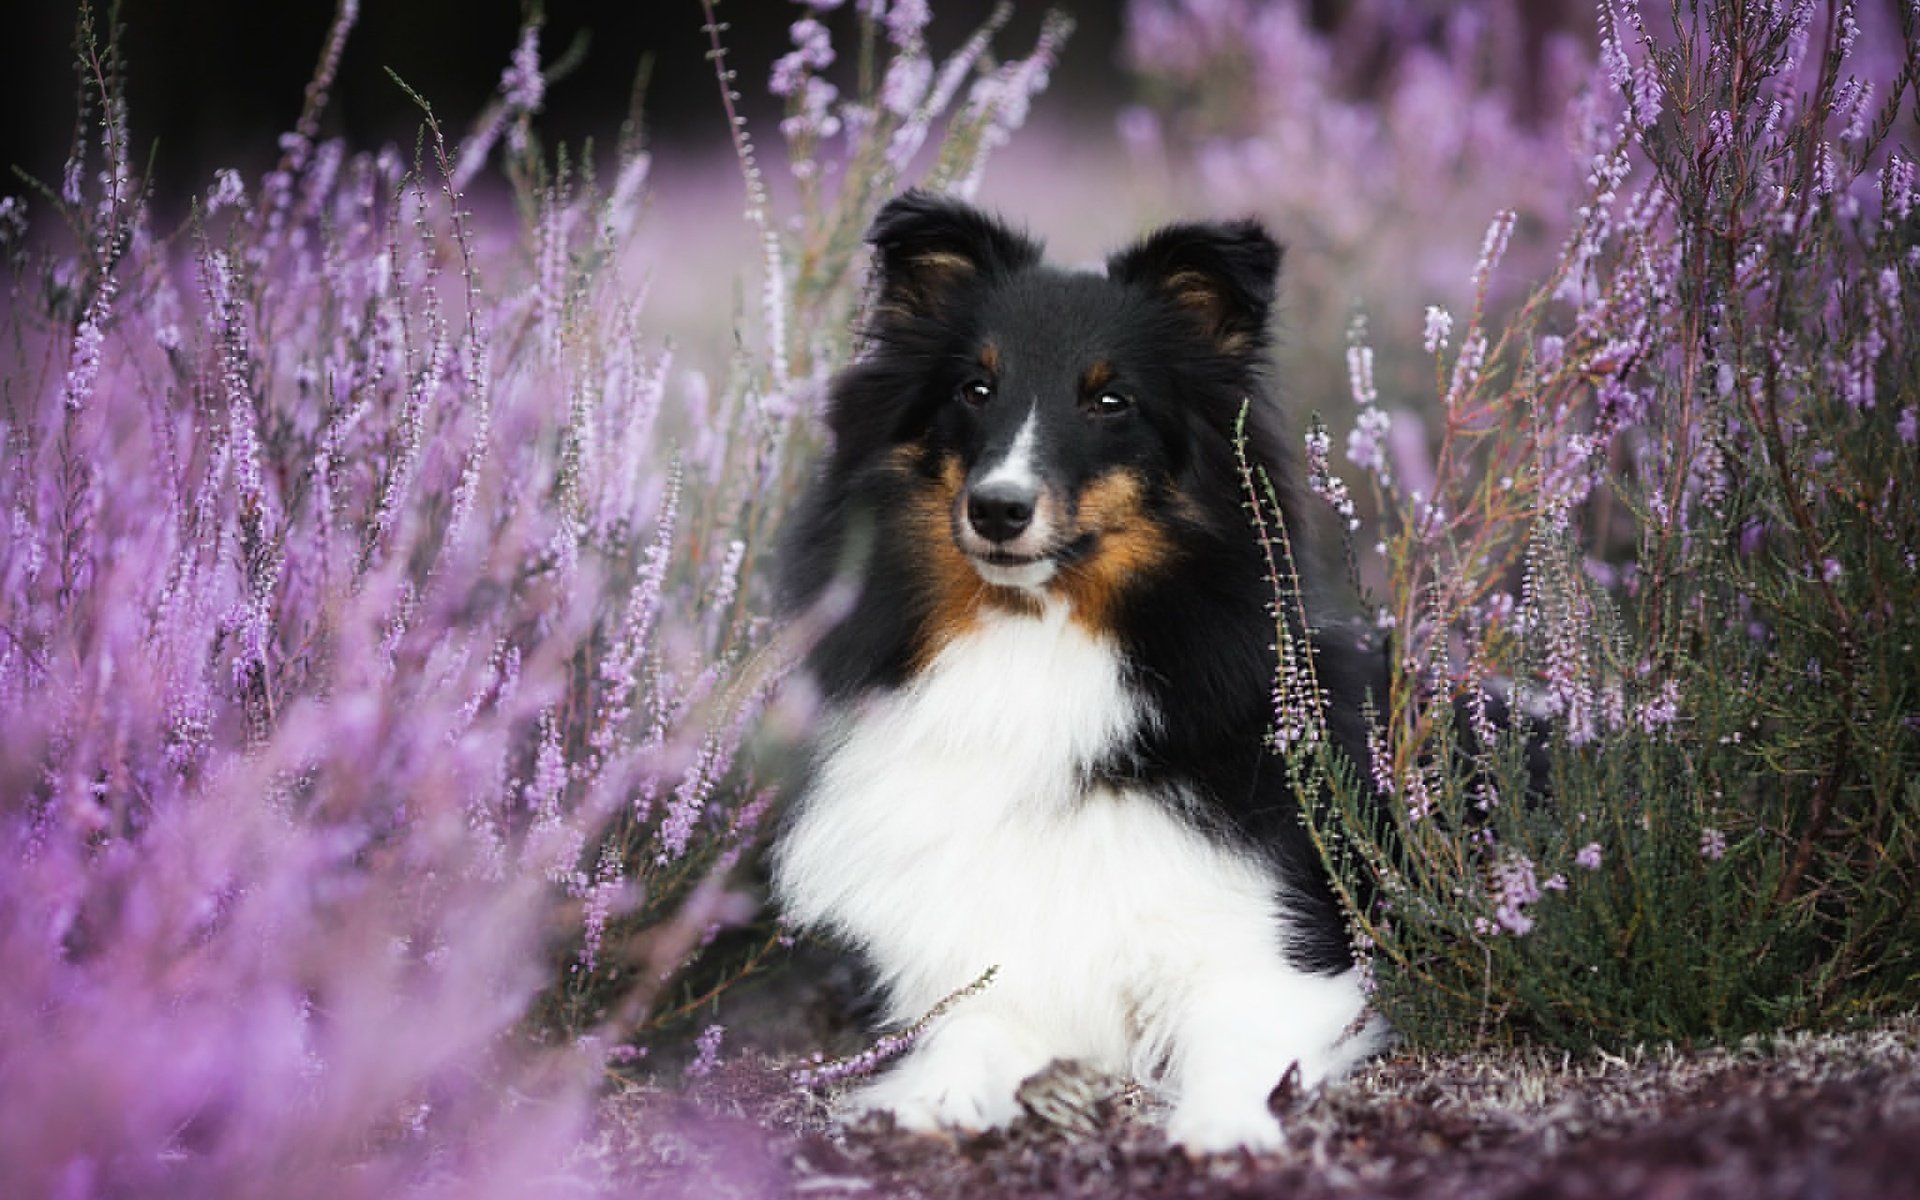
top-left (923, 272), bottom-right (1204, 622)
top-left (954, 406), bottom-right (1059, 588)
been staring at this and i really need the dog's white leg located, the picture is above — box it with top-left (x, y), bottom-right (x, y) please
top-left (1163, 964), bottom-right (1382, 1154)
top-left (844, 1008), bottom-right (1054, 1134)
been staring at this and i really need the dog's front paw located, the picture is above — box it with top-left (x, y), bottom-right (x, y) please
top-left (839, 1012), bottom-right (1047, 1135)
top-left (844, 1063), bottom-right (1022, 1134)
top-left (1165, 1090), bottom-right (1286, 1155)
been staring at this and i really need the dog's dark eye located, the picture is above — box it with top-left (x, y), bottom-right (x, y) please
top-left (957, 379), bottom-right (994, 407)
top-left (1091, 391), bottom-right (1133, 416)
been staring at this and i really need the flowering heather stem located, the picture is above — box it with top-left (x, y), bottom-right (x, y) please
top-left (792, 966), bottom-right (999, 1089)
top-left (1233, 400), bottom-right (1327, 755)
top-left (700, 0), bottom-right (791, 392)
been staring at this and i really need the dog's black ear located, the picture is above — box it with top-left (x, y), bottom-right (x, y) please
top-left (867, 190), bottom-right (1043, 322)
top-left (1106, 219), bottom-right (1282, 356)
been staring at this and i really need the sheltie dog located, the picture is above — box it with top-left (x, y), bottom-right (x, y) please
top-left (772, 191), bottom-right (1390, 1153)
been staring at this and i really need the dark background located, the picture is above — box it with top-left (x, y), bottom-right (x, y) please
top-left (3, 1), bottom-right (1130, 208)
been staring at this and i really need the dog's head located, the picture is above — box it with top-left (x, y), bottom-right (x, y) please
top-left (830, 190), bottom-right (1287, 629)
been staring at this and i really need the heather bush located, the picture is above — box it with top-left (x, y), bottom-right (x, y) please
top-left (1279, 0), bottom-right (1920, 1051)
top-left (0, 0), bottom-right (1066, 1190)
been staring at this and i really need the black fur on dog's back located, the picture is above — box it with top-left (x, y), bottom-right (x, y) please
top-left (779, 191), bottom-right (1387, 976)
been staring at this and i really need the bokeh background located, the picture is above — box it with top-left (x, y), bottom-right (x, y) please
top-left (2, 0), bottom-right (1603, 405)
top-left (1, 3), bottom-right (1132, 208)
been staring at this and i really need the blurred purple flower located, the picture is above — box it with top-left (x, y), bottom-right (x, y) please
top-left (1423, 305), bottom-right (1453, 354)
top-left (881, 52), bottom-right (932, 117)
top-left (501, 23), bottom-right (544, 113)
top-left (206, 167), bottom-right (247, 214)
top-left (1345, 338), bottom-right (1394, 489)
top-left (886, 0), bottom-right (931, 47)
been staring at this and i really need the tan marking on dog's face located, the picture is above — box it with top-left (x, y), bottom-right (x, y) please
top-left (897, 449), bottom-right (1040, 668)
top-left (1053, 470), bottom-right (1175, 634)
top-left (979, 342), bottom-right (1002, 376)
top-left (1081, 360), bottom-right (1116, 396)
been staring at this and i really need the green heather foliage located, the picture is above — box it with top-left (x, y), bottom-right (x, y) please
top-left (1279, 0), bottom-right (1920, 1051)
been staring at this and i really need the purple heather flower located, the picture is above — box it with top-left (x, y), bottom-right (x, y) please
top-left (1886, 154), bottom-right (1916, 222)
top-left (1346, 338), bottom-right (1378, 408)
top-left (769, 55), bottom-right (809, 100)
top-left (1367, 723), bottom-right (1396, 798)
top-left (1700, 827), bottom-right (1728, 862)
top-left (1346, 405), bottom-right (1392, 482)
top-left (1575, 842), bottom-right (1604, 870)
top-left (793, 969), bottom-right (998, 1088)
top-left (683, 1023), bottom-right (726, 1079)
top-left (500, 23), bottom-right (544, 113)
top-left (881, 52), bottom-right (932, 117)
top-left (1422, 305), bottom-right (1453, 353)
top-left (1472, 209), bottom-right (1516, 289)
top-left (780, 77), bottom-right (843, 143)
top-left (61, 275), bottom-right (116, 411)
top-left (1898, 407), bottom-right (1918, 446)
top-left (1305, 423), bottom-right (1359, 531)
top-left (206, 167), bottom-right (247, 214)
top-left (1402, 768), bottom-right (1435, 824)
top-left (1813, 139), bottom-right (1837, 198)
top-left (1489, 854), bottom-right (1543, 936)
top-left (792, 17), bottom-right (835, 67)
top-left (1837, 77), bottom-right (1874, 143)
top-left (1446, 332), bottom-right (1487, 409)
top-left (885, 0), bottom-right (931, 47)
top-left (0, 195), bottom-right (24, 250)
top-left (1637, 678), bottom-right (1681, 734)
top-left (951, 12), bottom-right (1069, 197)
top-left (579, 843), bottom-right (626, 971)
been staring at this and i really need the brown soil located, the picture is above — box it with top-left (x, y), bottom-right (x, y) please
top-left (583, 1014), bottom-right (1920, 1199)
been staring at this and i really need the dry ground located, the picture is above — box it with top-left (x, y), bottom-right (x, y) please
top-left (579, 1011), bottom-right (1920, 1198)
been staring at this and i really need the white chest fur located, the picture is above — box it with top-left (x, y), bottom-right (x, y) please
top-left (773, 599), bottom-right (1380, 1150)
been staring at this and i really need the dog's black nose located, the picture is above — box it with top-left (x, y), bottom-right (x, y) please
top-left (967, 483), bottom-right (1036, 543)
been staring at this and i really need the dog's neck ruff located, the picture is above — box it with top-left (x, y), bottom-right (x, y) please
top-left (792, 596), bottom-right (1141, 840)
